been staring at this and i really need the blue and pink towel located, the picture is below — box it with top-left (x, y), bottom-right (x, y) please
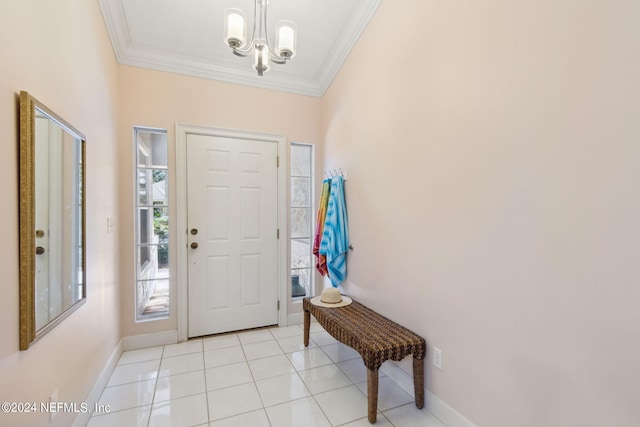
top-left (318, 176), bottom-right (349, 287)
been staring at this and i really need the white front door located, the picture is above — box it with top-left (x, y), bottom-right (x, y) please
top-left (186, 133), bottom-right (279, 337)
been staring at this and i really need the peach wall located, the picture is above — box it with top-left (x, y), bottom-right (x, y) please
top-left (117, 66), bottom-right (322, 337)
top-left (0, 1), bottom-right (121, 426)
top-left (321, 0), bottom-right (640, 426)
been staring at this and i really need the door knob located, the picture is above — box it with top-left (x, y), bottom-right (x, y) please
top-left (190, 228), bottom-right (198, 235)
top-left (36, 246), bottom-right (45, 255)
top-left (190, 242), bottom-right (198, 249)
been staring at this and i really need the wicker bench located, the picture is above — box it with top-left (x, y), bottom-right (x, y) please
top-left (303, 297), bottom-right (426, 423)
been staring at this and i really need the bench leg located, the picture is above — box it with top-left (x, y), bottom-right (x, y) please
top-left (367, 368), bottom-right (378, 423)
top-left (303, 310), bottom-right (310, 347)
top-left (413, 357), bottom-right (424, 409)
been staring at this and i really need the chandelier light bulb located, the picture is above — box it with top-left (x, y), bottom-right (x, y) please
top-left (224, 9), bottom-right (246, 48)
top-left (276, 21), bottom-right (296, 58)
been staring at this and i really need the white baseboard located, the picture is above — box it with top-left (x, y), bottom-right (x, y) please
top-left (122, 330), bottom-right (178, 350)
top-left (380, 359), bottom-right (417, 398)
top-left (71, 339), bottom-right (123, 427)
top-left (287, 312), bottom-right (304, 326)
top-left (380, 360), bottom-right (477, 427)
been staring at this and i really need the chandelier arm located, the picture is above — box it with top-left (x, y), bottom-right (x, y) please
top-left (258, 0), bottom-right (266, 44)
top-left (270, 56), bottom-right (286, 64)
top-left (232, 48), bottom-right (253, 57)
top-left (261, 0), bottom-right (286, 62)
top-left (232, 43), bottom-right (255, 56)
top-left (262, 0), bottom-right (273, 51)
top-left (251, 0), bottom-right (259, 45)
top-left (232, 0), bottom-right (259, 56)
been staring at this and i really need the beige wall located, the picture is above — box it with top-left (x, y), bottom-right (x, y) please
top-left (0, 1), bottom-right (121, 426)
top-left (117, 66), bottom-right (323, 337)
top-left (321, 0), bottom-right (640, 426)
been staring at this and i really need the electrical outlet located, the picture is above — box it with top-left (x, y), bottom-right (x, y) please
top-left (49, 389), bottom-right (58, 421)
top-left (433, 347), bottom-right (442, 369)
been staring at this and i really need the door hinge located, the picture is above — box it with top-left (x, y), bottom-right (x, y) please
top-left (277, 300), bottom-right (280, 310)
top-left (277, 228), bottom-right (280, 239)
top-left (277, 155), bottom-right (280, 167)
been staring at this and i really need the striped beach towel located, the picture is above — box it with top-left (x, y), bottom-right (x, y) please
top-left (313, 179), bottom-right (331, 276)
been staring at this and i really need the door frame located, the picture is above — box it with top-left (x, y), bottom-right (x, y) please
top-left (176, 124), bottom-right (288, 342)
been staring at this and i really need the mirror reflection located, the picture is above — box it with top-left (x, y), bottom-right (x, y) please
top-left (34, 108), bottom-right (84, 329)
top-left (19, 91), bottom-right (86, 349)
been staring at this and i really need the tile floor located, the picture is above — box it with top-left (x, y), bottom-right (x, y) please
top-left (88, 322), bottom-right (445, 427)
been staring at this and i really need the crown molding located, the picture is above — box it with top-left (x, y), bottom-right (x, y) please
top-left (98, 0), bottom-right (383, 98)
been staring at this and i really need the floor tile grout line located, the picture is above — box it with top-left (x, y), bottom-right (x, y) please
top-left (199, 346), bottom-right (211, 426)
top-left (238, 337), bottom-right (274, 427)
top-left (243, 330), bottom-right (341, 425)
top-left (209, 408), bottom-right (272, 426)
top-left (298, 334), bottom-right (355, 427)
top-left (115, 350), bottom-right (164, 366)
top-left (307, 375), bottom-right (343, 426)
top-left (271, 326), bottom-right (293, 358)
top-left (146, 342), bottom-right (168, 426)
top-left (88, 403), bottom-right (153, 419)
top-left (310, 336), bottom-right (399, 426)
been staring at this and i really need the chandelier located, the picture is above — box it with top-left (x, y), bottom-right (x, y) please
top-left (224, 0), bottom-right (297, 76)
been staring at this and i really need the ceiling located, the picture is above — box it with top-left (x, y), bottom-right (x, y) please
top-left (98, 0), bottom-right (382, 97)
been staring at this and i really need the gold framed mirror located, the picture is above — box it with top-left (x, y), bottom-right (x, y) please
top-left (19, 91), bottom-right (86, 350)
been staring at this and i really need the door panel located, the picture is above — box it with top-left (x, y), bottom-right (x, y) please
top-left (186, 133), bottom-right (278, 337)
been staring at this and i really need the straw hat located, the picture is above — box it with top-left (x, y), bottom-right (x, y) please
top-left (310, 287), bottom-right (352, 308)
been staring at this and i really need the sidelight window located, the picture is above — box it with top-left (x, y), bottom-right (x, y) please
top-left (290, 143), bottom-right (314, 300)
top-left (134, 127), bottom-right (169, 321)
